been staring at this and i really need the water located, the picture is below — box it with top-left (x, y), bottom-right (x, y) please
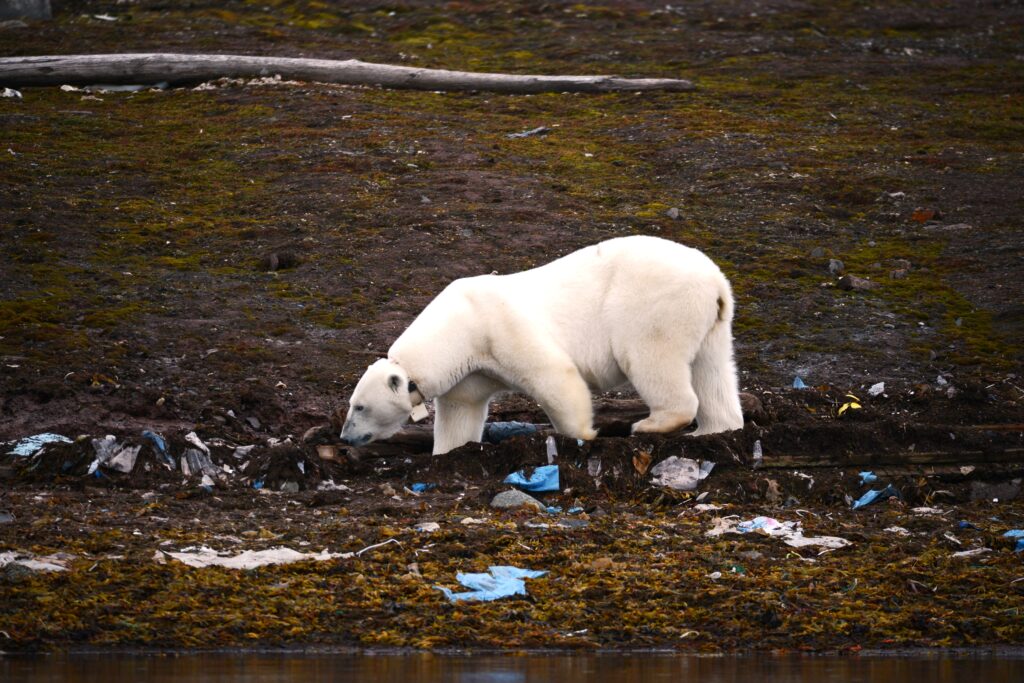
top-left (2, 652), bottom-right (1022, 683)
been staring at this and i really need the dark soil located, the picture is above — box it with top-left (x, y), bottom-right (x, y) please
top-left (1, 0), bottom-right (1022, 654)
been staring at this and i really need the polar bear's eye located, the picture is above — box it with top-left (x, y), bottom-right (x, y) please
top-left (354, 405), bottom-right (365, 412)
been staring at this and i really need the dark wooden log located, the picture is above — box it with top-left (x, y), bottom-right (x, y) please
top-left (0, 53), bottom-right (697, 93)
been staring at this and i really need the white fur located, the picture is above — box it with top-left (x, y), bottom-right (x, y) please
top-left (340, 235), bottom-right (744, 454)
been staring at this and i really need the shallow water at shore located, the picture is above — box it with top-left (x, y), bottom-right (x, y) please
top-left (3, 652), bottom-right (1023, 683)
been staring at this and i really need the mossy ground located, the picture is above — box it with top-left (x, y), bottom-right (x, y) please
top-left (0, 0), bottom-right (1022, 653)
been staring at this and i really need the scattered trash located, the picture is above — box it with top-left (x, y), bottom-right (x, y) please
top-left (751, 440), bottom-right (763, 469)
top-left (142, 430), bottom-right (175, 469)
top-left (868, 382), bottom-right (885, 397)
top-left (436, 565), bottom-right (547, 602)
top-left (184, 431), bottom-right (210, 455)
top-left (7, 433), bottom-right (71, 457)
top-left (708, 516), bottom-right (851, 550)
top-left (837, 394), bottom-right (862, 417)
top-left (884, 526), bottom-right (911, 536)
top-left (484, 421), bottom-right (539, 444)
top-left (545, 435), bottom-right (558, 464)
top-left (506, 126), bottom-right (550, 139)
top-left (460, 517), bottom-right (485, 525)
top-left (793, 376), bottom-right (808, 389)
top-left (410, 483), bottom-right (436, 493)
top-left (952, 547), bottom-right (991, 559)
top-left (693, 503), bottom-right (723, 513)
top-left (90, 435), bottom-right (141, 474)
top-left (650, 456), bottom-right (714, 491)
top-left (415, 522), bottom-right (441, 533)
top-left (159, 546), bottom-right (348, 569)
top-left (1004, 530), bottom-right (1024, 552)
top-left (587, 457), bottom-right (602, 479)
top-left (503, 465), bottom-right (559, 492)
top-left (2, 88), bottom-right (22, 99)
top-left (958, 520), bottom-right (980, 530)
top-left (0, 551), bottom-right (74, 572)
top-left (859, 471), bottom-right (878, 485)
top-left (317, 480), bottom-right (352, 492)
top-left (181, 447), bottom-right (219, 480)
top-left (852, 484), bottom-right (900, 510)
top-left (911, 506), bottom-right (949, 516)
top-left (491, 489), bottom-right (545, 511)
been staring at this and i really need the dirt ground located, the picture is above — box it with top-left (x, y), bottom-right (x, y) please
top-left (1, 0), bottom-right (1022, 653)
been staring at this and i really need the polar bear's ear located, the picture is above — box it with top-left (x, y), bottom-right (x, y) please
top-left (388, 375), bottom-right (401, 393)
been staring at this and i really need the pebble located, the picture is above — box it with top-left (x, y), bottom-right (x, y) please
top-left (837, 274), bottom-right (879, 291)
top-left (828, 258), bottom-right (845, 275)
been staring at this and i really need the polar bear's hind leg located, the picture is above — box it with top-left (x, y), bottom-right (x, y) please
top-left (690, 316), bottom-right (744, 436)
top-left (626, 348), bottom-right (700, 435)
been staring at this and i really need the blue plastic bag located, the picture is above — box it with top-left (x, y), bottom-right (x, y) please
top-left (1004, 530), bottom-right (1024, 552)
top-left (852, 484), bottom-right (900, 510)
top-left (504, 464), bottom-right (559, 492)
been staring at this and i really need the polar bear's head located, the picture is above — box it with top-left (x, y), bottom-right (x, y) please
top-left (339, 359), bottom-right (415, 447)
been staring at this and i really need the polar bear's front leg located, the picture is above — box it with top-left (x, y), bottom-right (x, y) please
top-left (519, 363), bottom-right (598, 442)
top-left (431, 373), bottom-right (506, 455)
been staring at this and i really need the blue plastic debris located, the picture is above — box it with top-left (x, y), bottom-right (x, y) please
top-left (253, 479), bottom-right (264, 490)
top-left (852, 484), bottom-right (900, 510)
top-left (141, 430), bottom-right (175, 469)
top-left (410, 483), bottom-right (435, 493)
top-left (436, 566), bottom-right (547, 602)
top-left (793, 376), bottom-right (808, 389)
top-left (859, 471), bottom-right (878, 485)
top-left (504, 464), bottom-right (559, 492)
top-left (8, 433), bottom-right (72, 457)
top-left (545, 506), bottom-right (563, 514)
top-left (958, 520), bottom-right (980, 530)
top-left (485, 421), bottom-right (539, 444)
top-left (1004, 530), bottom-right (1024, 552)
top-left (567, 506), bottom-right (584, 514)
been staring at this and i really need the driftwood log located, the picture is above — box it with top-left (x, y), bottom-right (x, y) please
top-left (0, 53), bottom-right (696, 93)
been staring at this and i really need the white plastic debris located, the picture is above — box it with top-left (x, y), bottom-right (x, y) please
top-left (317, 480), bottom-right (352, 492)
top-left (751, 440), bottom-right (763, 469)
top-left (706, 516), bottom-right (851, 550)
top-left (0, 551), bottom-right (74, 572)
top-left (952, 547), bottom-right (991, 559)
top-left (185, 431), bottom-right (211, 455)
top-left (868, 382), bottom-right (885, 397)
top-left (159, 546), bottom-right (349, 569)
top-left (90, 435), bottom-right (142, 473)
top-left (884, 526), bottom-right (911, 536)
top-left (415, 522), bottom-right (441, 533)
top-left (2, 88), bottom-right (22, 99)
top-left (650, 456), bottom-right (714, 491)
top-left (7, 433), bottom-right (72, 456)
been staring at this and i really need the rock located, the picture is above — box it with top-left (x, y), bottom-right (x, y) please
top-left (969, 480), bottom-right (1021, 502)
top-left (837, 274), bottom-right (879, 291)
top-left (246, 416), bottom-right (261, 430)
top-left (809, 246), bottom-right (828, 259)
top-left (490, 489), bottom-right (545, 511)
top-left (0, 511), bottom-right (14, 524)
top-left (890, 268), bottom-right (909, 279)
top-left (666, 207), bottom-right (680, 219)
top-left (739, 392), bottom-right (765, 422)
top-left (279, 481), bottom-right (300, 493)
top-left (828, 258), bottom-right (845, 275)
top-left (261, 251), bottom-right (299, 272)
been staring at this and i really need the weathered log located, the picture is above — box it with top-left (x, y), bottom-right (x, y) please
top-left (0, 53), bottom-right (696, 93)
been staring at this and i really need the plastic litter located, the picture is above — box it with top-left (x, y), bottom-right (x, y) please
top-left (410, 483), bottom-right (435, 493)
top-left (484, 421), bottom-right (539, 444)
top-left (0, 551), bottom-right (74, 572)
top-left (89, 435), bottom-right (141, 474)
top-left (751, 440), bottom-right (763, 469)
top-left (650, 456), bottom-right (714, 491)
top-left (181, 448), bottom-right (219, 480)
top-left (2, 88), bottom-right (22, 99)
top-left (506, 126), bottom-right (550, 139)
top-left (141, 430), bottom-right (175, 469)
top-left (869, 382), bottom-right (886, 397)
top-left (859, 471), bottom-right (878, 485)
top-left (436, 565), bottom-right (547, 602)
top-left (184, 431), bottom-right (210, 455)
top-left (7, 433), bottom-right (71, 457)
top-left (708, 515), bottom-right (851, 550)
top-left (1004, 530), bottom-right (1024, 552)
top-left (793, 376), bottom-right (808, 389)
top-left (546, 436), bottom-right (558, 464)
top-left (952, 547), bottom-right (991, 559)
top-left (415, 522), bottom-right (441, 533)
top-left (503, 464), bottom-right (559, 492)
top-left (160, 546), bottom-right (349, 569)
top-left (852, 484), bottom-right (900, 510)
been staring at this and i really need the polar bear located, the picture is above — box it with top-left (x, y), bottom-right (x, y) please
top-left (339, 235), bottom-right (744, 455)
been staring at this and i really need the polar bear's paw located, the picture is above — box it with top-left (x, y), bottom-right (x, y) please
top-left (631, 411), bottom-right (694, 435)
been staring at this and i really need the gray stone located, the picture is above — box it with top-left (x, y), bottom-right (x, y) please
top-left (490, 489), bottom-right (544, 511)
top-left (666, 207), bottom-right (680, 219)
top-left (279, 481), bottom-right (300, 494)
top-left (828, 258), bottom-right (845, 275)
top-left (970, 479), bottom-right (1021, 502)
top-left (837, 274), bottom-right (880, 291)
top-left (0, 1), bottom-right (51, 20)
top-left (809, 246), bottom-right (828, 259)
